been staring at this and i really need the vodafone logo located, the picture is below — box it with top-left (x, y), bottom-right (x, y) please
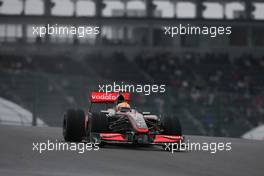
top-left (91, 94), bottom-right (117, 101)
top-left (90, 92), bottom-right (129, 103)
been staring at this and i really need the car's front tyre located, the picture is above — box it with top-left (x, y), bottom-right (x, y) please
top-left (161, 116), bottom-right (182, 136)
top-left (63, 109), bottom-right (86, 142)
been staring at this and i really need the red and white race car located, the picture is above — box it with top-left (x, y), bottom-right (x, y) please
top-left (63, 92), bottom-right (183, 149)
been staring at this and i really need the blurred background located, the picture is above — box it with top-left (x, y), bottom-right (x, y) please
top-left (0, 0), bottom-right (264, 139)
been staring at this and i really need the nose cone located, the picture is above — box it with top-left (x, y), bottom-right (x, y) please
top-left (128, 112), bottom-right (149, 133)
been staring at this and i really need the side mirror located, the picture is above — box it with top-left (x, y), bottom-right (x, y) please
top-left (142, 112), bottom-right (151, 115)
top-left (100, 110), bottom-right (109, 114)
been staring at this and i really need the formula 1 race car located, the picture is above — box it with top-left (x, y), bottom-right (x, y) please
top-left (63, 92), bottom-right (183, 148)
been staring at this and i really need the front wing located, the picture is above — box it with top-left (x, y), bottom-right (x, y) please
top-left (92, 133), bottom-right (183, 145)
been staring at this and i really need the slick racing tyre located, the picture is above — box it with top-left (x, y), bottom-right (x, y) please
top-left (63, 109), bottom-right (86, 142)
top-left (91, 112), bottom-right (109, 133)
top-left (161, 116), bottom-right (182, 136)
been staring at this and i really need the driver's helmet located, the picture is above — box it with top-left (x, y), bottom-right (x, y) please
top-left (116, 102), bottom-right (131, 112)
top-left (116, 94), bottom-right (125, 104)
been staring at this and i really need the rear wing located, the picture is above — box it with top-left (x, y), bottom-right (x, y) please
top-left (90, 92), bottom-right (129, 103)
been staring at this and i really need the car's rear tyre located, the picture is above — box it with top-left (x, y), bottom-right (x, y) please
top-left (161, 116), bottom-right (182, 136)
top-left (91, 112), bottom-right (109, 133)
top-left (63, 109), bottom-right (85, 142)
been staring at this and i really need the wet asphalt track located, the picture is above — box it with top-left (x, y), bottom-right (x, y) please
top-left (0, 125), bottom-right (263, 176)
